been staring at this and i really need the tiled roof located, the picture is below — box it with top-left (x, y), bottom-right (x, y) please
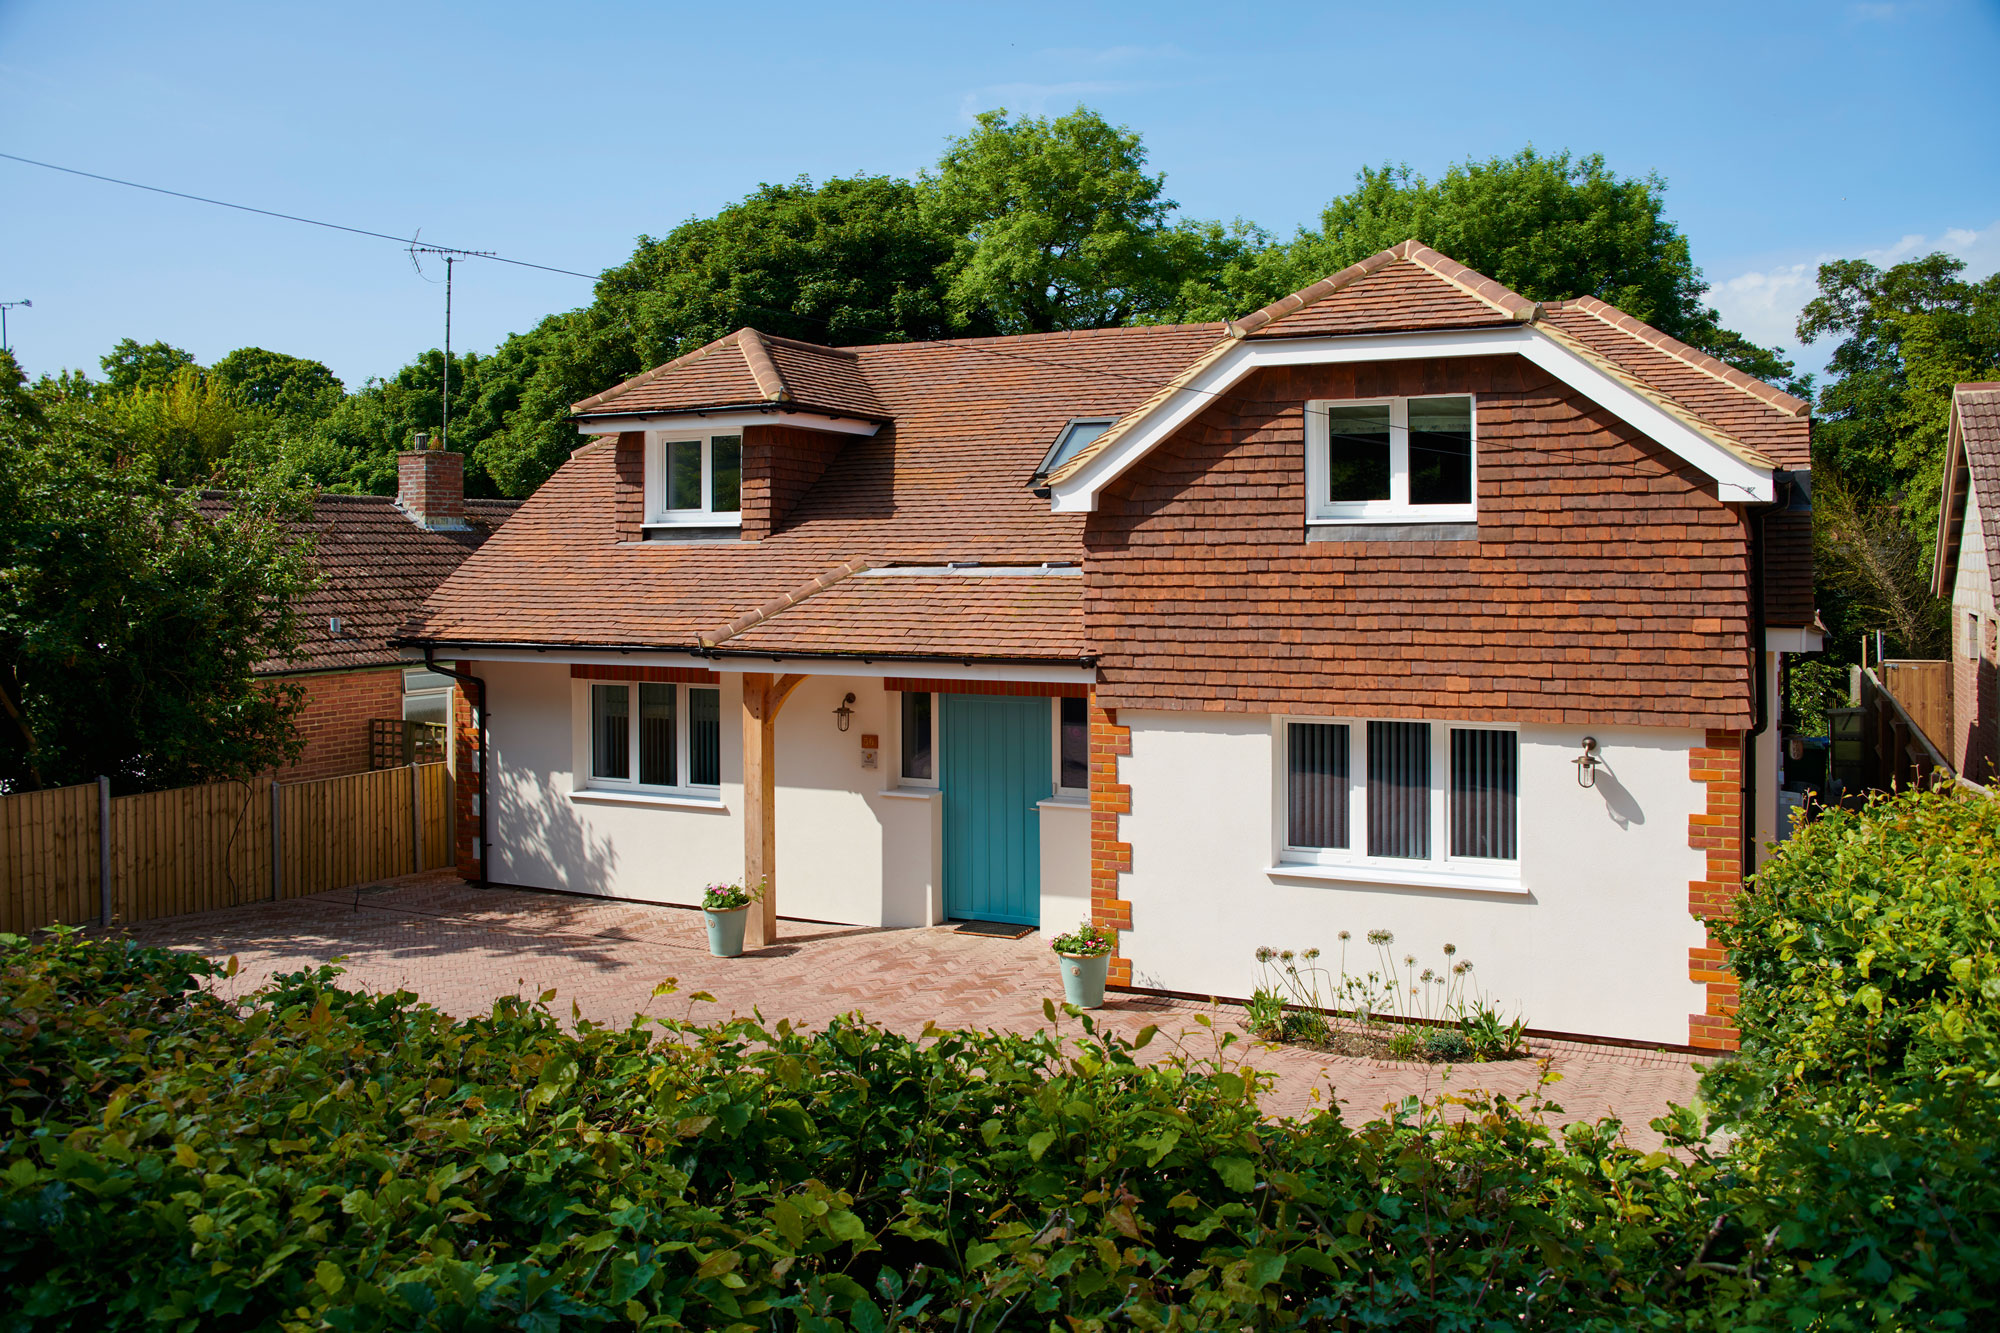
top-left (411, 243), bottom-right (1814, 668)
top-left (715, 569), bottom-right (1086, 661)
top-left (1229, 241), bottom-right (1537, 338)
top-left (1939, 383), bottom-right (2000, 608)
top-left (572, 328), bottom-right (886, 422)
top-left (1762, 507), bottom-right (1815, 628)
top-left (196, 492), bottom-right (517, 674)
top-left (405, 324), bottom-right (1222, 659)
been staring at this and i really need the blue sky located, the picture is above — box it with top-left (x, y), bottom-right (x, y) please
top-left (2, 0), bottom-right (1996, 389)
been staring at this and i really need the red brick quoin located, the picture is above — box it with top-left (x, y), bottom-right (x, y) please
top-left (1088, 695), bottom-right (1135, 987)
top-left (1688, 729), bottom-right (1745, 1050)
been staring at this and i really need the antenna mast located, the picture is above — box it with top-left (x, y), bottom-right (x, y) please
top-left (407, 241), bottom-right (494, 450)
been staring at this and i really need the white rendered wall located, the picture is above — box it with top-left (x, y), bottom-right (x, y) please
top-left (1038, 800), bottom-right (1092, 938)
top-left (1114, 711), bottom-right (1709, 1045)
top-left (482, 662), bottom-right (1085, 930)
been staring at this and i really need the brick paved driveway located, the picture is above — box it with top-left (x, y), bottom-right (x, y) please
top-left (122, 872), bottom-right (1708, 1151)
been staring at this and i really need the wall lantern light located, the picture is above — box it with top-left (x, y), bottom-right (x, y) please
top-left (834, 693), bottom-right (856, 732)
top-left (1574, 736), bottom-right (1603, 788)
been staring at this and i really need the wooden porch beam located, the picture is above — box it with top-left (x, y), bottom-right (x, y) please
top-left (741, 673), bottom-right (809, 949)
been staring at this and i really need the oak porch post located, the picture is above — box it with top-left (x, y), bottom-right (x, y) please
top-left (741, 672), bottom-right (808, 949)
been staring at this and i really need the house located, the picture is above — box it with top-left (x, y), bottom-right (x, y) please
top-left (1933, 381), bottom-right (2000, 783)
top-left (201, 446), bottom-right (517, 783)
top-left (398, 241), bottom-right (1817, 1050)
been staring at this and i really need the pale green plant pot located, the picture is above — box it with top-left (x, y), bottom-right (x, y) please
top-left (705, 906), bottom-right (749, 958)
top-left (1058, 951), bottom-right (1110, 1008)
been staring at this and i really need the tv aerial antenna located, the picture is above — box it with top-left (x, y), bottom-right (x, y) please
top-left (408, 233), bottom-right (494, 452)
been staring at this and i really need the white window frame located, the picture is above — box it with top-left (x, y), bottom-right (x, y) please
top-left (584, 680), bottom-right (723, 796)
top-left (645, 432), bottom-right (744, 527)
top-left (1052, 695), bottom-right (1089, 799)
top-left (1273, 716), bottom-right (1519, 877)
top-left (892, 690), bottom-right (939, 789)
top-left (1303, 395), bottom-right (1478, 525)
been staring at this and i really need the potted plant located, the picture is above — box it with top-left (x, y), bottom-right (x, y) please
top-left (1051, 921), bottom-right (1116, 1008)
top-left (701, 880), bottom-right (762, 958)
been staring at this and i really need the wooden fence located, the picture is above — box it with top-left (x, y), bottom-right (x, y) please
top-left (1878, 659), bottom-right (1950, 754)
top-left (0, 763), bottom-right (452, 935)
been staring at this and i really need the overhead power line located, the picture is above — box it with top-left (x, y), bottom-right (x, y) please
top-left (0, 150), bottom-right (601, 281)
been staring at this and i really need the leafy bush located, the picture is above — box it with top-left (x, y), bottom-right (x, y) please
top-left (1700, 786), bottom-right (2000, 1329)
top-left (0, 930), bottom-right (1739, 1331)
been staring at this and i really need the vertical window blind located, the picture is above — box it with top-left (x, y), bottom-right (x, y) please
top-left (637, 684), bottom-right (677, 787)
top-left (591, 684), bottom-right (629, 780)
top-left (1367, 721), bottom-right (1431, 859)
top-left (1286, 722), bottom-right (1350, 849)
top-left (1450, 728), bottom-right (1517, 859)
top-left (689, 688), bottom-right (722, 786)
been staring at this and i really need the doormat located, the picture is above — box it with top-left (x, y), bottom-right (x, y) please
top-left (953, 920), bottom-right (1035, 940)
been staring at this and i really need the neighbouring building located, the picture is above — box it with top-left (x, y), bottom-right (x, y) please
top-left (398, 241), bottom-right (1819, 1049)
top-left (1933, 381), bottom-right (2000, 783)
top-left (201, 446), bottom-right (517, 783)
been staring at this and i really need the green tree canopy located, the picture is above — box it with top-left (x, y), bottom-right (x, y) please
top-left (1178, 148), bottom-right (1793, 382)
top-left (0, 351), bottom-right (316, 792)
top-left (923, 107), bottom-right (1248, 334)
top-left (210, 346), bottom-right (344, 414)
top-left (99, 338), bottom-right (197, 394)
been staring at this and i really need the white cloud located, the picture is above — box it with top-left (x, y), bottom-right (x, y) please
top-left (956, 82), bottom-right (1137, 121)
top-left (1708, 220), bottom-right (2000, 366)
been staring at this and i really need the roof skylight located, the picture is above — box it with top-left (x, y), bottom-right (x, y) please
top-left (1035, 417), bottom-right (1118, 479)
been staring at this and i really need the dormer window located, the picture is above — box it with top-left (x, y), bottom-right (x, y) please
top-left (647, 432), bottom-right (742, 526)
top-left (1305, 396), bottom-right (1475, 524)
top-left (1035, 417), bottom-right (1118, 479)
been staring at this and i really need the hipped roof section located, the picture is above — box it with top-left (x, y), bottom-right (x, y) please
top-left (572, 327), bottom-right (888, 422)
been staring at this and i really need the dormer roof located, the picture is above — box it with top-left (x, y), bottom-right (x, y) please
top-left (572, 328), bottom-right (888, 422)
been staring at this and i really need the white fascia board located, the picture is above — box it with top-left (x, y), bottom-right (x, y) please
top-left (576, 410), bottom-right (880, 437)
top-left (400, 646), bottom-right (1092, 684)
top-left (1049, 325), bottom-right (1774, 512)
top-left (1766, 626), bottom-right (1826, 653)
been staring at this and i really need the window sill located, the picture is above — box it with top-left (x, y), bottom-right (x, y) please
top-left (1305, 520), bottom-right (1477, 543)
top-left (1038, 796), bottom-right (1089, 811)
top-left (570, 788), bottom-right (727, 812)
top-left (644, 515), bottom-right (743, 529)
top-left (878, 786), bottom-right (938, 800)
top-left (1265, 861), bottom-right (1526, 896)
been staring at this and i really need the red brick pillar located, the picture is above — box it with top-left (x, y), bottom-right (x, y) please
top-left (1687, 729), bottom-right (1744, 1050)
top-left (453, 676), bottom-right (483, 881)
top-left (1088, 694), bottom-right (1134, 987)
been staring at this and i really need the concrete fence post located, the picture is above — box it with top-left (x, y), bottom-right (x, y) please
top-left (270, 780), bottom-right (282, 902)
top-left (97, 776), bottom-right (111, 928)
top-left (408, 761), bottom-right (421, 874)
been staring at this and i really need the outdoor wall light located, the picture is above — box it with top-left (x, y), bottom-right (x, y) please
top-left (834, 693), bottom-right (856, 732)
top-left (1574, 736), bottom-right (1603, 788)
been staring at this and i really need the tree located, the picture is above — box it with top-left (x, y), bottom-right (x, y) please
top-left (1176, 148), bottom-right (1793, 382)
top-left (0, 355), bottom-right (316, 792)
top-left (1797, 252), bottom-right (2000, 558)
top-left (922, 108), bottom-right (1246, 334)
top-left (104, 363), bottom-right (266, 484)
top-left (1810, 463), bottom-right (1948, 660)
top-left (99, 338), bottom-right (197, 394)
top-left (210, 347), bottom-right (343, 415)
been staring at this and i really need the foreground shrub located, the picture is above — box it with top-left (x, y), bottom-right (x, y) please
top-left (0, 930), bottom-right (1730, 1331)
top-left (1703, 786), bottom-right (2000, 1329)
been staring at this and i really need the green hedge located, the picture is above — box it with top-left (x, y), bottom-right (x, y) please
top-left (1, 787), bottom-right (1996, 1330)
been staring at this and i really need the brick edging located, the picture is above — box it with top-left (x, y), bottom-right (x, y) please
top-left (1687, 728), bottom-right (1744, 1050)
top-left (1088, 696), bottom-right (1134, 986)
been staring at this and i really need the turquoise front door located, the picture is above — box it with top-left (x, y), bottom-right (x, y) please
top-left (941, 693), bottom-right (1050, 925)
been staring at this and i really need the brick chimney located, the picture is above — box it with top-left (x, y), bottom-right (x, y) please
top-left (398, 439), bottom-right (468, 530)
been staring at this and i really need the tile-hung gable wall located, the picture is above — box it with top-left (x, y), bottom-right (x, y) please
top-left (1082, 356), bottom-right (1756, 729)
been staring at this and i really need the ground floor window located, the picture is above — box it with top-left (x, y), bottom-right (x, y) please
top-left (1282, 717), bottom-right (1517, 870)
top-left (589, 681), bottom-right (721, 792)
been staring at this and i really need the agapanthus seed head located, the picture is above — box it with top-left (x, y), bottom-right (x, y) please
top-left (1338, 930), bottom-right (1352, 941)
top-left (1443, 943), bottom-right (1458, 956)
top-left (1368, 929), bottom-right (1393, 946)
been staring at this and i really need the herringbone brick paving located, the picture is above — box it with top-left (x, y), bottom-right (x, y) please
top-left (121, 872), bottom-right (1707, 1152)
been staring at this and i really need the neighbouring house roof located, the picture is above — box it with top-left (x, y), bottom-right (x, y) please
top-left (404, 241), bottom-right (1816, 661)
top-left (1934, 381), bottom-right (2000, 608)
top-left (197, 491), bottom-right (518, 674)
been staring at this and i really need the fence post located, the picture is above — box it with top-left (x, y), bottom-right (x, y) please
top-left (97, 776), bottom-right (111, 928)
top-left (408, 761), bottom-right (421, 874)
top-left (270, 780), bottom-right (282, 902)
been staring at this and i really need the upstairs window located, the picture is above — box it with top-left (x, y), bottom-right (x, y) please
top-left (1305, 395), bottom-right (1475, 524)
top-left (1035, 417), bottom-right (1118, 479)
top-left (647, 433), bottom-right (742, 526)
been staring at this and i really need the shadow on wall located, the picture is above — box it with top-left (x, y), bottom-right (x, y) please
top-left (492, 763), bottom-right (620, 902)
top-left (1592, 764), bottom-right (1647, 829)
